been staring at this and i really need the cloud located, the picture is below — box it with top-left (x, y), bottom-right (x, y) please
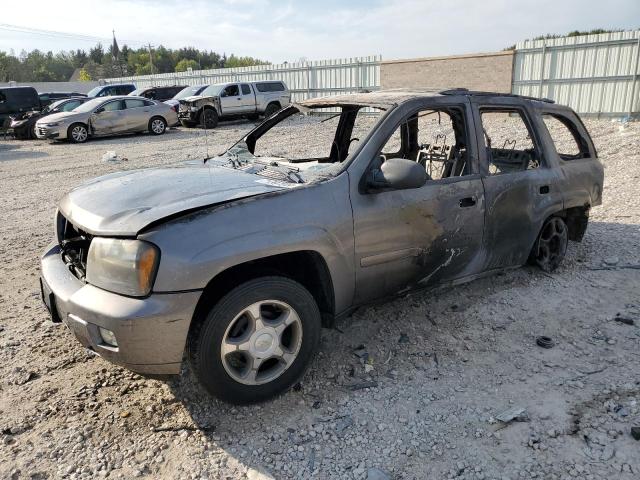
top-left (1, 0), bottom-right (638, 62)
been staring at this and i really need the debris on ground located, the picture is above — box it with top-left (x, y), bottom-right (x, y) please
top-left (536, 335), bottom-right (555, 349)
top-left (101, 150), bottom-right (128, 162)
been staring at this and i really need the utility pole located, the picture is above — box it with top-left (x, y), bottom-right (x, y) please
top-left (147, 43), bottom-right (154, 75)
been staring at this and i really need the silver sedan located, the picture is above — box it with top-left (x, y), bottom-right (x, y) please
top-left (35, 96), bottom-right (178, 143)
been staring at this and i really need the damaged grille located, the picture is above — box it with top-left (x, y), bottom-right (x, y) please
top-left (57, 212), bottom-right (92, 281)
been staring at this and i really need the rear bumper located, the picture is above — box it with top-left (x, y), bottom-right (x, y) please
top-left (40, 242), bottom-right (201, 375)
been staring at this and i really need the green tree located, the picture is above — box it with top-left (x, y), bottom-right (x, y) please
top-left (175, 58), bottom-right (199, 72)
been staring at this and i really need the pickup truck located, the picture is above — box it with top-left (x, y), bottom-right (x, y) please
top-left (177, 80), bottom-right (291, 128)
top-left (40, 89), bottom-right (603, 404)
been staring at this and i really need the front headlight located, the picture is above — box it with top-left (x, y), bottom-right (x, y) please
top-left (86, 238), bottom-right (160, 297)
top-left (45, 122), bottom-right (61, 127)
top-left (189, 106), bottom-right (199, 112)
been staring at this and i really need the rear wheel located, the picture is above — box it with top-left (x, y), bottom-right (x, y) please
top-left (264, 102), bottom-right (280, 118)
top-left (148, 116), bottom-right (167, 135)
top-left (67, 123), bottom-right (88, 143)
top-left (200, 108), bottom-right (218, 129)
top-left (530, 216), bottom-right (568, 272)
top-left (188, 277), bottom-right (321, 404)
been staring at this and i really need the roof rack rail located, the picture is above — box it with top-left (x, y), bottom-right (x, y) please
top-left (440, 88), bottom-right (555, 104)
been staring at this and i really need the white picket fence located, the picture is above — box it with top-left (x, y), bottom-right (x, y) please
top-left (103, 55), bottom-right (381, 103)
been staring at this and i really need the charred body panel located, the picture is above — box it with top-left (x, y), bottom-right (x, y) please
top-left (40, 88), bottom-right (603, 382)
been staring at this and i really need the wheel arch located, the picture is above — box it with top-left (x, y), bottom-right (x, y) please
top-left (189, 250), bottom-right (336, 339)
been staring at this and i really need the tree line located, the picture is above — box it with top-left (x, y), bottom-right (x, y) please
top-left (0, 42), bottom-right (268, 82)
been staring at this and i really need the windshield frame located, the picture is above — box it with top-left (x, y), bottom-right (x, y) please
top-left (71, 98), bottom-right (108, 113)
top-left (216, 103), bottom-right (390, 182)
top-left (200, 84), bottom-right (225, 97)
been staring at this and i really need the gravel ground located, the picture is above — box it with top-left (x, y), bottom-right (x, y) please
top-left (0, 118), bottom-right (639, 480)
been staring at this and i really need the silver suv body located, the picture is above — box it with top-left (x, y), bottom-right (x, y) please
top-left (178, 80), bottom-right (290, 128)
top-left (40, 89), bottom-right (603, 404)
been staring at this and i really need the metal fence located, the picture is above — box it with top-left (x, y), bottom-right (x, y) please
top-left (103, 55), bottom-right (381, 103)
top-left (512, 30), bottom-right (640, 118)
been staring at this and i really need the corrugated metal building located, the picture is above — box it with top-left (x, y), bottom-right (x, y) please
top-left (512, 30), bottom-right (640, 118)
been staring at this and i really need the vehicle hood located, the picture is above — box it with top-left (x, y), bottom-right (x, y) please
top-left (58, 162), bottom-right (290, 236)
top-left (35, 111), bottom-right (83, 125)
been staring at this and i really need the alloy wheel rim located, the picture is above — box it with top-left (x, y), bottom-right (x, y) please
top-left (220, 300), bottom-right (303, 385)
top-left (152, 119), bottom-right (165, 133)
top-left (537, 217), bottom-right (567, 268)
top-left (72, 126), bottom-right (87, 142)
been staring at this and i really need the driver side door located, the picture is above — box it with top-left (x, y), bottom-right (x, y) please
top-left (90, 99), bottom-right (126, 135)
top-left (350, 100), bottom-right (486, 305)
top-left (219, 84), bottom-right (242, 115)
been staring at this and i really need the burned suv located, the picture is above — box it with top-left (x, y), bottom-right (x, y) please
top-left (40, 89), bottom-right (603, 404)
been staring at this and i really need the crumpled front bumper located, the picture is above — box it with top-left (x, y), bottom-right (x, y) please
top-left (40, 242), bottom-right (201, 375)
top-left (35, 124), bottom-right (63, 140)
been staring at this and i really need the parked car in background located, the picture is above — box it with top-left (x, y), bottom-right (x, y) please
top-left (38, 89), bottom-right (603, 404)
top-left (164, 84), bottom-right (209, 112)
top-left (87, 84), bottom-right (136, 97)
top-left (178, 80), bottom-right (290, 128)
top-left (129, 85), bottom-right (187, 102)
top-left (11, 97), bottom-right (90, 139)
top-left (38, 92), bottom-right (87, 108)
top-left (35, 96), bottom-right (177, 143)
top-left (0, 86), bottom-right (41, 129)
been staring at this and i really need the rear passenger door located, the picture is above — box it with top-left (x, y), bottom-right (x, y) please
top-left (471, 100), bottom-right (563, 269)
top-left (124, 98), bottom-right (152, 131)
top-left (538, 110), bottom-right (602, 212)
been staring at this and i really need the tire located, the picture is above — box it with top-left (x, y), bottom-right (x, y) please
top-left (200, 108), bottom-right (218, 129)
top-left (148, 116), bottom-right (167, 135)
top-left (188, 276), bottom-right (321, 404)
top-left (264, 102), bottom-right (281, 118)
top-left (529, 216), bottom-right (568, 272)
top-left (67, 123), bottom-right (89, 143)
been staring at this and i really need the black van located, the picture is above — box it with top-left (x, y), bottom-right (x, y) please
top-left (0, 87), bottom-right (41, 127)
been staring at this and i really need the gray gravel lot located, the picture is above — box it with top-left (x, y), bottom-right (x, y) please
top-left (0, 119), bottom-right (639, 480)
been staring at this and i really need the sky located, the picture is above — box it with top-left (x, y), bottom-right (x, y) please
top-left (1, 0), bottom-right (639, 63)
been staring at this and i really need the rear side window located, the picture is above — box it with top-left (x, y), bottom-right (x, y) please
top-left (241, 84), bottom-right (251, 95)
top-left (542, 114), bottom-right (589, 160)
top-left (480, 109), bottom-right (540, 175)
top-left (125, 99), bottom-right (145, 109)
top-left (255, 82), bottom-right (285, 92)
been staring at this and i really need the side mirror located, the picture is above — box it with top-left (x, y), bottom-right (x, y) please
top-left (367, 157), bottom-right (427, 191)
top-left (95, 107), bottom-right (105, 114)
top-left (220, 91), bottom-right (228, 97)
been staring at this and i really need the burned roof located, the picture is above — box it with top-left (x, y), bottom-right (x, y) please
top-left (297, 88), bottom-right (554, 110)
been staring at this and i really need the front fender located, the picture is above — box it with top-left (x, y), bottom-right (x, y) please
top-left (140, 174), bottom-right (355, 314)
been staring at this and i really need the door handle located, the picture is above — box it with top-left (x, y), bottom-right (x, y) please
top-left (539, 185), bottom-right (550, 194)
top-left (459, 196), bottom-right (476, 208)
top-left (237, 98), bottom-right (242, 100)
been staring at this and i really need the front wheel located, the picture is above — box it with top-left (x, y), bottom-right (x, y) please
top-left (148, 116), bottom-right (167, 135)
top-left (67, 123), bottom-right (88, 143)
top-left (188, 277), bottom-right (321, 404)
top-left (530, 216), bottom-right (568, 272)
top-left (200, 108), bottom-right (218, 129)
